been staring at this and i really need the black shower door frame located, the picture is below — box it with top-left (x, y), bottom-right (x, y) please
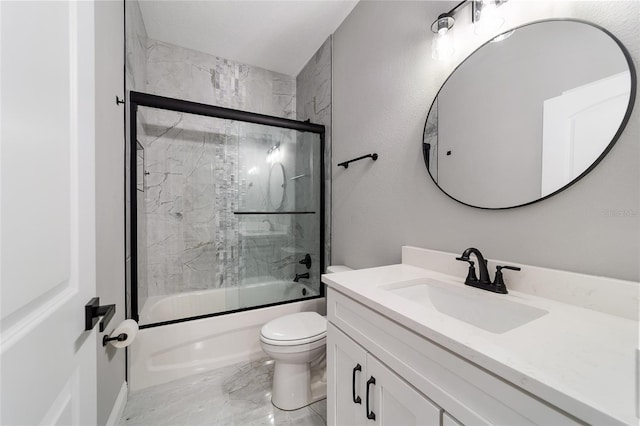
top-left (129, 91), bottom-right (326, 328)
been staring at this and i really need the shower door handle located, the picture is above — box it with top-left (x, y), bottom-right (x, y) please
top-left (352, 363), bottom-right (362, 404)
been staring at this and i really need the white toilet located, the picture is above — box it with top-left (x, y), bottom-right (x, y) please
top-left (259, 265), bottom-right (353, 410)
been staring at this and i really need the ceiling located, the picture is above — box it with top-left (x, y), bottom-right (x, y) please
top-left (138, 1), bottom-right (359, 76)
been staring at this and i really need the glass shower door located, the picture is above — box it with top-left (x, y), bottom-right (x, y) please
top-left (233, 122), bottom-right (322, 311)
top-left (131, 92), bottom-right (324, 327)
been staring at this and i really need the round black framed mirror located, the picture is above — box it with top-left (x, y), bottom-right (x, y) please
top-left (267, 162), bottom-right (286, 211)
top-left (422, 19), bottom-right (636, 209)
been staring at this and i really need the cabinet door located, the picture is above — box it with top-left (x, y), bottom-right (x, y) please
top-left (443, 412), bottom-right (464, 426)
top-left (366, 354), bottom-right (442, 426)
top-left (327, 323), bottom-right (367, 426)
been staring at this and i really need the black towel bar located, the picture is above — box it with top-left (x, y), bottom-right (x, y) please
top-left (338, 153), bottom-right (378, 169)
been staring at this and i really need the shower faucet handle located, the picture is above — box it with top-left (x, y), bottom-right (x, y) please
top-left (299, 254), bottom-right (312, 270)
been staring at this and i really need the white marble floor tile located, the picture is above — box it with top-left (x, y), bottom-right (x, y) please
top-left (308, 399), bottom-right (327, 423)
top-left (120, 358), bottom-right (326, 426)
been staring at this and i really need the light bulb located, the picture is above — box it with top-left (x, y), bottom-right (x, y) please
top-left (430, 14), bottom-right (455, 61)
top-left (475, 0), bottom-right (504, 35)
top-left (432, 28), bottom-right (454, 60)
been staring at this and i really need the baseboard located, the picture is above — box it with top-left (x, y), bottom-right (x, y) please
top-left (106, 381), bottom-right (128, 426)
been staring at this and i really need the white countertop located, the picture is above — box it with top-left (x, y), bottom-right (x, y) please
top-left (322, 251), bottom-right (639, 425)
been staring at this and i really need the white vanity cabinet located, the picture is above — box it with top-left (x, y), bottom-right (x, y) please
top-left (443, 413), bottom-right (464, 426)
top-left (327, 322), bottom-right (442, 426)
top-left (326, 288), bottom-right (581, 426)
top-left (327, 321), bottom-right (366, 426)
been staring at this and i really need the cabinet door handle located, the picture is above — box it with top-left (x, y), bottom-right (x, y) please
top-left (352, 364), bottom-right (362, 404)
top-left (366, 376), bottom-right (376, 420)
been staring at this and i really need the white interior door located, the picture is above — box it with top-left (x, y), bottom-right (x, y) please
top-left (1, 1), bottom-right (97, 424)
top-left (541, 71), bottom-right (630, 196)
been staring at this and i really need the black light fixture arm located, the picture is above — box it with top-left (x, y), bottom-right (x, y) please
top-left (445, 0), bottom-right (470, 18)
top-left (432, 0), bottom-right (509, 32)
top-left (338, 153), bottom-right (378, 169)
top-left (432, 0), bottom-right (468, 31)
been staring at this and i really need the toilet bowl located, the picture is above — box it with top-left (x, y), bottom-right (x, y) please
top-left (326, 265), bottom-right (352, 274)
top-left (260, 265), bottom-right (353, 410)
top-left (260, 311), bottom-right (327, 410)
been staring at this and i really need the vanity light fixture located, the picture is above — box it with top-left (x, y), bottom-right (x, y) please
top-left (430, 0), bottom-right (509, 60)
top-left (431, 14), bottom-right (455, 60)
top-left (266, 143), bottom-right (281, 164)
top-left (473, 0), bottom-right (507, 35)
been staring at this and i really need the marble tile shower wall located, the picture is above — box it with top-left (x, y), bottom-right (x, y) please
top-left (139, 111), bottom-right (236, 296)
top-left (296, 37), bottom-right (332, 280)
top-left (125, 0), bottom-right (149, 313)
top-left (145, 39), bottom-right (296, 118)
top-left (138, 37), bottom-right (300, 299)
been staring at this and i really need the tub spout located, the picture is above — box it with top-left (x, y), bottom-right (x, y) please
top-left (293, 272), bottom-right (310, 282)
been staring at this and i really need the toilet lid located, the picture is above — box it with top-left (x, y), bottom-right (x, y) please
top-left (260, 312), bottom-right (326, 342)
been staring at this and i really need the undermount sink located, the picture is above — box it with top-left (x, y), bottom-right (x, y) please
top-left (386, 278), bottom-right (548, 334)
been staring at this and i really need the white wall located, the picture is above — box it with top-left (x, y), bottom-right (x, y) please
top-left (95, 1), bottom-right (126, 424)
top-left (332, 1), bottom-right (639, 281)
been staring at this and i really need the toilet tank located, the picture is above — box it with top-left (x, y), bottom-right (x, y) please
top-left (326, 265), bottom-right (353, 274)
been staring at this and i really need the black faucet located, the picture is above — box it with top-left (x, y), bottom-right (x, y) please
top-left (456, 248), bottom-right (491, 284)
top-left (456, 248), bottom-right (520, 294)
top-left (293, 272), bottom-right (310, 282)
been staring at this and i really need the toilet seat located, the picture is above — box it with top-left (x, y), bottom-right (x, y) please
top-left (260, 312), bottom-right (326, 346)
top-left (260, 333), bottom-right (326, 347)
top-left (260, 336), bottom-right (326, 355)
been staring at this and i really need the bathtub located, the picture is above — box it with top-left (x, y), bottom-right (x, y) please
top-left (139, 279), bottom-right (318, 325)
top-left (130, 280), bottom-right (325, 390)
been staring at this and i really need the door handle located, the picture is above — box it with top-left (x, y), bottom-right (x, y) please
top-left (84, 297), bottom-right (116, 332)
top-left (366, 376), bottom-right (376, 420)
top-left (352, 363), bottom-right (362, 404)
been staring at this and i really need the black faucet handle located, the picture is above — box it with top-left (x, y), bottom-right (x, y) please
top-left (493, 265), bottom-right (521, 293)
top-left (299, 254), bottom-right (312, 270)
top-left (456, 257), bottom-right (478, 284)
top-left (496, 265), bottom-right (521, 272)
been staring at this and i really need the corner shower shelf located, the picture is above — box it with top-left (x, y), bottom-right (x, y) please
top-left (233, 211), bottom-right (316, 215)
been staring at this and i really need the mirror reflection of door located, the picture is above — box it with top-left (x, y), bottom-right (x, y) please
top-left (136, 141), bottom-right (145, 192)
top-left (541, 71), bottom-right (630, 196)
